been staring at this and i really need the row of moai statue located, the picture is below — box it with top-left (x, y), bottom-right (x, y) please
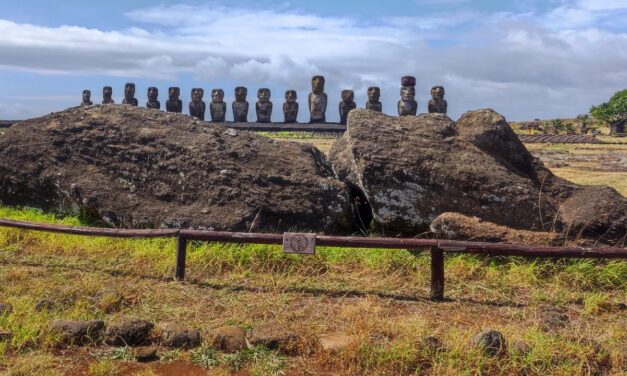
top-left (80, 76), bottom-right (447, 124)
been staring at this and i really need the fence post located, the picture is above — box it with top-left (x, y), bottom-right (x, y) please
top-left (430, 247), bottom-right (444, 301)
top-left (175, 235), bottom-right (187, 281)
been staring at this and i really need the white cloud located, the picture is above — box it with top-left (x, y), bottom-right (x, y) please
top-left (0, 2), bottom-right (626, 120)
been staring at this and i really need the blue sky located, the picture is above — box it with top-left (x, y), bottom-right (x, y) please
top-left (1, 0), bottom-right (626, 121)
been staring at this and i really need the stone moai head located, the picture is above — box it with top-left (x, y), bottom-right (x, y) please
top-left (341, 90), bottom-right (355, 103)
top-left (168, 87), bottom-right (180, 100)
top-left (211, 89), bottom-right (224, 103)
top-left (192, 88), bottom-right (204, 102)
top-left (257, 88), bottom-right (271, 103)
top-left (311, 76), bottom-right (325, 94)
top-left (103, 86), bottom-right (113, 100)
top-left (400, 76), bottom-right (416, 101)
top-left (285, 90), bottom-right (297, 102)
top-left (431, 86), bottom-right (445, 100)
top-left (367, 87), bottom-right (381, 102)
top-left (235, 86), bottom-right (248, 101)
top-left (124, 83), bottom-right (136, 100)
top-left (147, 87), bottom-right (158, 101)
top-left (82, 90), bottom-right (91, 102)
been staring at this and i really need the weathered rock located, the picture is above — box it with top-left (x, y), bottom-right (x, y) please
top-left (0, 303), bottom-right (13, 316)
top-left (105, 319), bottom-right (154, 347)
top-left (471, 329), bottom-right (506, 357)
top-left (159, 324), bottom-right (201, 349)
top-left (329, 108), bottom-right (626, 243)
top-left (49, 319), bottom-right (105, 346)
top-left (317, 333), bottom-right (356, 353)
top-left (133, 346), bottom-right (159, 362)
top-left (0, 105), bottom-right (351, 233)
top-left (0, 329), bottom-right (13, 342)
top-left (208, 326), bottom-right (246, 353)
top-left (247, 324), bottom-right (298, 353)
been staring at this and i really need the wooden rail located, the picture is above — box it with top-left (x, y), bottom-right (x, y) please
top-left (1, 218), bottom-right (625, 300)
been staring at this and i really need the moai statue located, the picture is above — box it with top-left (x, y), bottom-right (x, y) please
top-left (232, 86), bottom-right (249, 122)
top-left (256, 88), bottom-right (272, 123)
top-left (339, 90), bottom-right (356, 125)
top-left (81, 90), bottom-right (93, 106)
top-left (166, 87), bottom-right (182, 113)
top-left (397, 76), bottom-right (417, 116)
top-left (428, 86), bottom-right (447, 114)
top-left (283, 90), bottom-right (299, 123)
top-left (210, 88), bottom-right (227, 122)
top-left (309, 75), bottom-right (327, 123)
top-left (189, 88), bottom-right (206, 121)
top-left (366, 87), bottom-right (382, 112)
top-left (102, 86), bottom-right (115, 104)
top-left (122, 83), bottom-right (138, 106)
top-left (146, 87), bottom-right (160, 110)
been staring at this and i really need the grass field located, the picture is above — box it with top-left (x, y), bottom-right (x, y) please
top-left (0, 137), bottom-right (626, 375)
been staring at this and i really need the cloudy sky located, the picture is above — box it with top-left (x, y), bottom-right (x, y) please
top-left (0, 0), bottom-right (626, 121)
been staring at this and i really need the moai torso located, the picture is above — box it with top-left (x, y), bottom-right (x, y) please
top-left (81, 90), bottom-right (93, 106)
top-left (210, 89), bottom-right (226, 122)
top-left (428, 86), bottom-right (447, 114)
top-left (339, 90), bottom-right (356, 125)
top-left (189, 88), bottom-right (206, 121)
top-left (256, 88), bottom-right (272, 123)
top-left (166, 87), bottom-right (182, 113)
top-left (397, 76), bottom-right (417, 116)
top-left (366, 87), bottom-right (382, 112)
top-left (102, 87), bottom-right (115, 104)
top-left (232, 87), bottom-right (249, 122)
top-left (146, 87), bottom-right (160, 110)
top-left (122, 83), bottom-right (138, 106)
top-left (283, 90), bottom-right (299, 123)
top-left (309, 76), bottom-right (327, 123)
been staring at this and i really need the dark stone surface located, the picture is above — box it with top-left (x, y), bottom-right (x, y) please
top-left (105, 318), bottom-right (154, 347)
top-left (0, 105), bottom-right (352, 233)
top-left (256, 88), bottom-right (272, 123)
top-left (49, 319), bottom-right (105, 346)
top-left (102, 86), bottom-right (114, 105)
top-left (365, 87), bottom-right (382, 112)
top-left (146, 87), bottom-right (160, 110)
top-left (81, 90), bottom-right (93, 107)
top-left (232, 86), bottom-right (249, 122)
top-left (160, 324), bottom-right (201, 349)
top-left (122, 83), bottom-right (138, 106)
top-left (428, 86), bottom-right (447, 114)
top-left (210, 89), bottom-right (226, 122)
top-left (397, 76), bottom-right (417, 116)
top-left (309, 76), bottom-right (327, 123)
top-left (166, 87), bottom-right (182, 113)
top-left (338, 90), bottom-right (356, 125)
top-left (471, 329), bottom-right (506, 357)
top-left (133, 346), bottom-right (159, 362)
top-left (189, 88), bottom-right (206, 121)
top-left (247, 324), bottom-right (298, 354)
top-left (283, 90), bottom-right (299, 123)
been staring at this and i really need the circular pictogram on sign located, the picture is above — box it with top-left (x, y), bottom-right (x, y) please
top-left (289, 234), bottom-right (309, 253)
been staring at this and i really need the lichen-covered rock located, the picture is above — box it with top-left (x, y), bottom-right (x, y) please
top-left (0, 105), bottom-right (351, 233)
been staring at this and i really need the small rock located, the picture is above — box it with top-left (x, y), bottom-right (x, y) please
top-left (105, 319), bottom-right (154, 347)
top-left (224, 128), bottom-right (237, 137)
top-left (49, 319), bottom-right (105, 346)
top-left (160, 324), bottom-right (201, 349)
top-left (208, 326), bottom-right (246, 353)
top-left (0, 303), bottom-right (13, 316)
top-left (133, 346), bottom-right (158, 362)
top-left (471, 330), bottom-right (507, 357)
top-left (422, 336), bottom-right (446, 353)
top-left (0, 329), bottom-right (13, 342)
top-left (317, 333), bottom-right (356, 353)
top-left (248, 324), bottom-right (298, 353)
top-left (35, 299), bottom-right (56, 312)
top-left (510, 340), bottom-right (532, 356)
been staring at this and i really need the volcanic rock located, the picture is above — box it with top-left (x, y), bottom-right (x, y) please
top-left (159, 323), bottom-right (201, 349)
top-left (208, 326), bottom-right (246, 353)
top-left (0, 105), bottom-right (351, 233)
top-left (105, 318), bottom-right (154, 347)
top-left (471, 329), bottom-right (507, 357)
top-left (329, 108), bottom-right (626, 243)
top-left (49, 319), bottom-right (105, 346)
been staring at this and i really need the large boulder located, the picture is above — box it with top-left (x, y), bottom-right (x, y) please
top-left (0, 105), bottom-right (351, 233)
top-left (329, 109), bottom-right (626, 243)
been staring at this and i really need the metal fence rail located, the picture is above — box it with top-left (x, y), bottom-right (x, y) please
top-left (1, 218), bottom-right (625, 300)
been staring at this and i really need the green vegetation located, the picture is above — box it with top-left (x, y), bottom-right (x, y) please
top-left (590, 89), bottom-right (627, 134)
